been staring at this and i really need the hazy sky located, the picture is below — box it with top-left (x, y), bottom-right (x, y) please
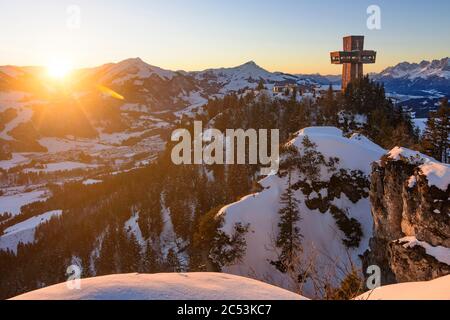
top-left (1, 0), bottom-right (449, 74)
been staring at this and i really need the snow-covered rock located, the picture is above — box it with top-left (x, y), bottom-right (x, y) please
top-left (398, 236), bottom-right (450, 265)
top-left (10, 273), bottom-right (307, 300)
top-left (387, 147), bottom-right (450, 191)
top-left (367, 147), bottom-right (450, 284)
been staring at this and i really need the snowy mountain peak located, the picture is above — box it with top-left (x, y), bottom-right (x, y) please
top-left (118, 57), bottom-right (146, 66)
top-left (235, 61), bottom-right (278, 76)
top-left (378, 57), bottom-right (450, 80)
top-left (192, 60), bottom-right (301, 93)
top-left (239, 60), bottom-right (260, 69)
top-left (100, 57), bottom-right (175, 84)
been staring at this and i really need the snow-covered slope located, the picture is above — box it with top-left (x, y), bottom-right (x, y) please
top-left (11, 272), bottom-right (450, 300)
top-left (97, 58), bottom-right (176, 85)
top-left (0, 189), bottom-right (48, 217)
top-left (0, 210), bottom-right (62, 253)
top-left (217, 127), bottom-right (386, 295)
top-left (10, 273), bottom-right (306, 300)
top-left (192, 61), bottom-right (303, 93)
top-left (357, 275), bottom-right (450, 300)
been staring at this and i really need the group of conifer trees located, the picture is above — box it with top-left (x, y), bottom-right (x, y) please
top-left (421, 98), bottom-right (449, 163)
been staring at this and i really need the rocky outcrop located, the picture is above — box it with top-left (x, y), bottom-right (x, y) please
top-left (388, 240), bottom-right (450, 283)
top-left (365, 148), bottom-right (450, 284)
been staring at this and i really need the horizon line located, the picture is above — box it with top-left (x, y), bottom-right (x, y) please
top-left (1, 55), bottom-right (449, 77)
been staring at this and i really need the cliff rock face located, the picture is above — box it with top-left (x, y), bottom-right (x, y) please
top-left (366, 147), bottom-right (450, 284)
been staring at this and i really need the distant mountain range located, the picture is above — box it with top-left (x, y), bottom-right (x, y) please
top-left (0, 56), bottom-right (448, 156)
top-left (372, 57), bottom-right (450, 95)
top-left (1, 56), bottom-right (449, 97)
top-left (298, 57), bottom-right (450, 117)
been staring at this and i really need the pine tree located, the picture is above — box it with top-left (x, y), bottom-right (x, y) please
top-left (121, 232), bottom-right (141, 273)
top-left (166, 248), bottom-right (182, 272)
top-left (143, 241), bottom-right (162, 273)
top-left (328, 268), bottom-right (365, 300)
top-left (322, 84), bottom-right (337, 125)
top-left (298, 136), bottom-right (326, 181)
top-left (435, 99), bottom-right (449, 163)
top-left (421, 114), bottom-right (439, 158)
top-left (226, 164), bottom-right (252, 201)
top-left (95, 228), bottom-right (116, 275)
top-left (271, 172), bottom-right (303, 274)
top-left (422, 99), bottom-right (449, 163)
top-left (256, 79), bottom-right (266, 91)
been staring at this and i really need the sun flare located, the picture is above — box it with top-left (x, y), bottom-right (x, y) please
top-left (47, 60), bottom-right (73, 79)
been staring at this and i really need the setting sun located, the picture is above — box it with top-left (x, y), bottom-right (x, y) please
top-left (47, 60), bottom-right (73, 79)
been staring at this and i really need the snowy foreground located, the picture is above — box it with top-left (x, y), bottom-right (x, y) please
top-left (10, 273), bottom-right (306, 300)
top-left (10, 273), bottom-right (450, 300)
top-left (356, 275), bottom-right (450, 300)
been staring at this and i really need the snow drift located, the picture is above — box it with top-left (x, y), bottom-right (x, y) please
top-left (357, 275), bottom-right (450, 300)
top-left (10, 273), bottom-right (306, 300)
top-left (11, 272), bottom-right (450, 300)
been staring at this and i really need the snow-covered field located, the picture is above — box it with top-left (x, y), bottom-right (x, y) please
top-left (23, 161), bottom-right (99, 174)
top-left (0, 189), bottom-right (48, 217)
top-left (82, 179), bottom-right (103, 186)
top-left (10, 273), bottom-right (306, 300)
top-left (38, 137), bottom-right (109, 153)
top-left (0, 153), bottom-right (31, 170)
